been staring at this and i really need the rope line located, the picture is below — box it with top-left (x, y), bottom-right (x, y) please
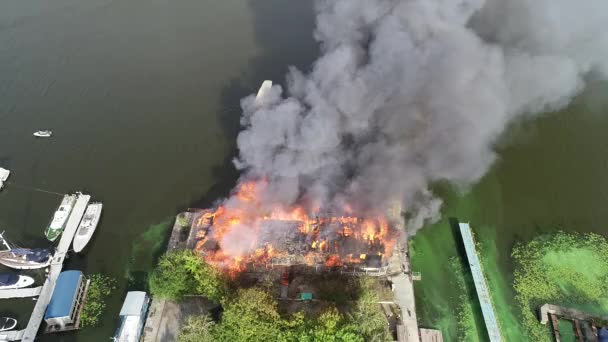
top-left (4, 181), bottom-right (65, 196)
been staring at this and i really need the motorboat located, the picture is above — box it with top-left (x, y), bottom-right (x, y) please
top-left (0, 168), bottom-right (9, 191)
top-left (73, 202), bottom-right (103, 252)
top-left (255, 80), bottom-right (273, 104)
top-left (0, 317), bottom-right (17, 332)
top-left (33, 130), bottom-right (52, 138)
top-left (0, 273), bottom-right (35, 290)
top-left (45, 194), bottom-right (77, 241)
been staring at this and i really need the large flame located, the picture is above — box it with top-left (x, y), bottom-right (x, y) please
top-left (193, 181), bottom-right (397, 275)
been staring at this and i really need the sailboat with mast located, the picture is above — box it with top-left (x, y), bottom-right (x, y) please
top-left (0, 232), bottom-right (52, 270)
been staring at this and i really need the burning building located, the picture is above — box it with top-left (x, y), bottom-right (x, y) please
top-left (187, 181), bottom-right (398, 276)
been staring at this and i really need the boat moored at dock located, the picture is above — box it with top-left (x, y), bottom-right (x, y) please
top-left (0, 317), bottom-right (17, 332)
top-left (0, 273), bottom-right (35, 290)
top-left (72, 203), bottom-right (103, 253)
top-left (113, 291), bottom-right (150, 342)
top-left (46, 194), bottom-right (77, 242)
top-left (0, 249), bottom-right (52, 270)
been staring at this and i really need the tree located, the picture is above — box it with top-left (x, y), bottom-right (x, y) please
top-left (279, 307), bottom-right (364, 342)
top-left (212, 287), bottom-right (283, 342)
top-left (348, 278), bottom-right (391, 341)
top-left (81, 274), bottom-right (117, 327)
top-left (149, 249), bottom-right (226, 301)
top-left (178, 315), bottom-right (214, 342)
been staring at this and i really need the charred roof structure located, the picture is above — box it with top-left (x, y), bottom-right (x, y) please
top-left (187, 209), bottom-right (394, 276)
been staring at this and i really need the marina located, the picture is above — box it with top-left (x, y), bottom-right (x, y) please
top-left (0, 193), bottom-right (90, 341)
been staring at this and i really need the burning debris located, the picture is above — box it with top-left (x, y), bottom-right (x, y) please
top-left (188, 181), bottom-right (397, 275)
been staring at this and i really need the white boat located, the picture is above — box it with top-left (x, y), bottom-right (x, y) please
top-left (0, 168), bottom-right (9, 191)
top-left (113, 292), bottom-right (150, 342)
top-left (0, 273), bottom-right (35, 290)
top-left (0, 317), bottom-right (17, 332)
top-left (0, 248), bottom-right (52, 270)
top-left (73, 202), bottom-right (103, 253)
top-left (33, 130), bottom-right (52, 138)
top-left (45, 194), bottom-right (77, 242)
top-left (255, 80), bottom-right (273, 103)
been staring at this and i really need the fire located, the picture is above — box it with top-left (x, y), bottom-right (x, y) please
top-left (192, 180), bottom-right (397, 275)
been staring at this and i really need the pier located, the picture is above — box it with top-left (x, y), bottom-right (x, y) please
top-left (458, 222), bottom-right (502, 342)
top-left (0, 287), bottom-right (42, 299)
top-left (0, 194), bottom-right (90, 341)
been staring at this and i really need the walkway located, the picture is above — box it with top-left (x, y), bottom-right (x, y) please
top-left (459, 222), bottom-right (502, 342)
top-left (540, 303), bottom-right (608, 324)
top-left (390, 238), bottom-right (420, 342)
top-left (0, 286), bottom-right (42, 299)
top-left (3, 194), bottom-right (90, 341)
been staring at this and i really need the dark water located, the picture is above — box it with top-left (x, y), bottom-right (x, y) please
top-left (0, 0), bottom-right (318, 340)
top-left (2, 0), bottom-right (608, 341)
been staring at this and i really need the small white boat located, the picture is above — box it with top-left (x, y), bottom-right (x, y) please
top-left (0, 168), bottom-right (9, 191)
top-left (255, 80), bottom-right (273, 105)
top-left (0, 317), bottom-right (17, 332)
top-left (0, 273), bottom-right (35, 290)
top-left (33, 130), bottom-right (52, 138)
top-left (73, 202), bottom-right (103, 253)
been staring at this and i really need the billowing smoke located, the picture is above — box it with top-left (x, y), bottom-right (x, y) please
top-left (233, 0), bottom-right (608, 234)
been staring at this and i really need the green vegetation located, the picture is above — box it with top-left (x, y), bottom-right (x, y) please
top-left (152, 251), bottom-right (391, 341)
top-left (449, 257), bottom-right (482, 341)
top-left (178, 286), bottom-right (386, 342)
top-left (178, 315), bottom-right (215, 342)
top-left (176, 213), bottom-right (191, 227)
top-left (127, 218), bottom-right (173, 288)
top-left (80, 274), bottom-right (117, 328)
top-left (512, 232), bottom-right (608, 341)
top-left (347, 277), bottom-right (392, 341)
top-left (149, 249), bottom-right (227, 301)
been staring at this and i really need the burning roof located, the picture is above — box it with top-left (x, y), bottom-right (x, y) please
top-left (188, 182), bottom-right (397, 275)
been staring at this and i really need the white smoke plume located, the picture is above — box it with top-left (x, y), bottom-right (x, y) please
top-left (234, 0), bottom-right (608, 234)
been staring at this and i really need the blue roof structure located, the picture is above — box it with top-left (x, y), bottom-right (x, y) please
top-left (44, 270), bottom-right (82, 319)
top-left (599, 327), bottom-right (608, 342)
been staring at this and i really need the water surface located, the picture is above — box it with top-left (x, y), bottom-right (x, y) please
top-left (0, 0), bottom-right (317, 340)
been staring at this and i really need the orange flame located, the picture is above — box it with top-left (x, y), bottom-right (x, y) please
top-left (193, 180), bottom-right (396, 275)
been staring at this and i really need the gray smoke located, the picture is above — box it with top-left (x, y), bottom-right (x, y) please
top-left (234, 0), bottom-right (608, 234)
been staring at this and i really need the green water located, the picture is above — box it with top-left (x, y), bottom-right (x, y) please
top-left (411, 82), bottom-right (608, 340)
top-left (1, 0), bottom-right (608, 340)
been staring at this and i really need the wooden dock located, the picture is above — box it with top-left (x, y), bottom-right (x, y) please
top-left (1, 194), bottom-right (90, 341)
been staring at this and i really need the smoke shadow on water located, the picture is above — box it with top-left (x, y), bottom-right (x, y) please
top-left (190, 0), bottom-right (319, 210)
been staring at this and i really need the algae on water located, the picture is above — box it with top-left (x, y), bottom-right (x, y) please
top-left (512, 232), bottom-right (608, 341)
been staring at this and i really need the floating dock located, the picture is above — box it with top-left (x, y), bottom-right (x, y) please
top-left (0, 286), bottom-right (42, 299)
top-left (458, 222), bottom-right (502, 342)
top-left (0, 194), bottom-right (90, 341)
